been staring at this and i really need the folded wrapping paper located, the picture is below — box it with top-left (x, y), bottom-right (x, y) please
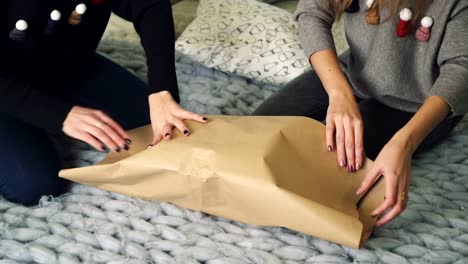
top-left (59, 115), bottom-right (385, 248)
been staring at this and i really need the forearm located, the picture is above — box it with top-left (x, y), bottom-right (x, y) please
top-left (310, 49), bottom-right (354, 99)
top-left (137, 3), bottom-right (178, 100)
top-left (394, 96), bottom-right (451, 153)
top-left (0, 72), bottom-right (73, 133)
top-left (112, 0), bottom-right (179, 101)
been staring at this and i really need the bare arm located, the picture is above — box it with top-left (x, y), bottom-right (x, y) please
top-left (310, 50), bottom-right (353, 98)
top-left (394, 96), bottom-right (451, 153)
top-left (311, 49), bottom-right (364, 172)
top-left (357, 96), bottom-right (452, 226)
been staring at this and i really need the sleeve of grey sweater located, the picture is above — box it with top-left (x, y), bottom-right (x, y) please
top-left (294, 0), bottom-right (336, 57)
top-left (430, 3), bottom-right (468, 116)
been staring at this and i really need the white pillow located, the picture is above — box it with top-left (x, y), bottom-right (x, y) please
top-left (175, 0), bottom-right (310, 86)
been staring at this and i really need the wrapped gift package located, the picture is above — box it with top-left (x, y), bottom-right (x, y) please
top-left (60, 115), bottom-right (385, 248)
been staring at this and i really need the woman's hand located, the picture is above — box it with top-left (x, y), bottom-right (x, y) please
top-left (326, 91), bottom-right (364, 172)
top-left (356, 135), bottom-right (413, 226)
top-left (63, 106), bottom-right (131, 152)
top-left (148, 91), bottom-right (207, 146)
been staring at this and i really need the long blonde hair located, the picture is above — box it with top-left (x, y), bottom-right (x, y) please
top-left (326, 0), bottom-right (431, 21)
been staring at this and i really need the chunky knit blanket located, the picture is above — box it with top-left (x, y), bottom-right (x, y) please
top-left (1, 36), bottom-right (468, 264)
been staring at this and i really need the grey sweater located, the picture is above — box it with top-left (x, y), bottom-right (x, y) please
top-left (295, 0), bottom-right (468, 115)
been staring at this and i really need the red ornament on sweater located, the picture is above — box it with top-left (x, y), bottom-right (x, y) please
top-left (397, 8), bottom-right (412, 38)
top-left (92, 0), bottom-right (106, 5)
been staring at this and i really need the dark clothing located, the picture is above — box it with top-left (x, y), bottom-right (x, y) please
top-left (1, 0), bottom-right (177, 133)
top-left (0, 54), bottom-right (150, 206)
top-left (253, 69), bottom-right (463, 160)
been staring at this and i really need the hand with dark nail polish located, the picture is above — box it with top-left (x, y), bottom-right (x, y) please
top-left (123, 145), bottom-right (129, 151)
top-left (62, 106), bottom-right (132, 156)
top-left (125, 138), bottom-right (132, 145)
top-left (115, 147), bottom-right (121, 152)
top-left (148, 91), bottom-right (207, 146)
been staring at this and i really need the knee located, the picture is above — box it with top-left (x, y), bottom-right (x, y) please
top-left (2, 177), bottom-right (69, 206)
top-left (252, 96), bottom-right (283, 116)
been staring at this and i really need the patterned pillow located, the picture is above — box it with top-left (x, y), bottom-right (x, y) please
top-left (175, 0), bottom-right (309, 86)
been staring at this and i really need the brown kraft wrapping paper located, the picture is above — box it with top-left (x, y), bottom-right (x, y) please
top-left (59, 115), bottom-right (385, 248)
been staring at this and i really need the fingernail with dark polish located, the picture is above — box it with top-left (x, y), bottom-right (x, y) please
top-left (351, 166), bottom-right (355, 172)
top-left (125, 138), bottom-right (132, 145)
top-left (203, 117), bottom-right (208, 121)
top-left (123, 145), bottom-right (129, 151)
top-left (184, 130), bottom-right (189, 135)
top-left (101, 146), bottom-right (106, 152)
top-left (115, 147), bottom-right (121, 152)
top-left (327, 145), bottom-right (332, 152)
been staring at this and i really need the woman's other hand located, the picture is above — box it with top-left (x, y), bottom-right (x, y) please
top-left (63, 106), bottom-right (131, 152)
top-left (356, 136), bottom-right (412, 226)
top-left (148, 91), bottom-right (207, 146)
top-left (309, 49), bottom-right (365, 172)
top-left (326, 90), bottom-right (364, 172)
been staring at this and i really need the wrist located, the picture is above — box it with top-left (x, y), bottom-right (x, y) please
top-left (149, 90), bottom-right (171, 102)
top-left (393, 129), bottom-right (418, 154)
top-left (328, 84), bottom-right (355, 101)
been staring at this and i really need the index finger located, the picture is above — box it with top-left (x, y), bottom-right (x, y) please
top-left (376, 198), bottom-right (407, 227)
top-left (176, 109), bottom-right (207, 123)
top-left (371, 173), bottom-right (399, 217)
